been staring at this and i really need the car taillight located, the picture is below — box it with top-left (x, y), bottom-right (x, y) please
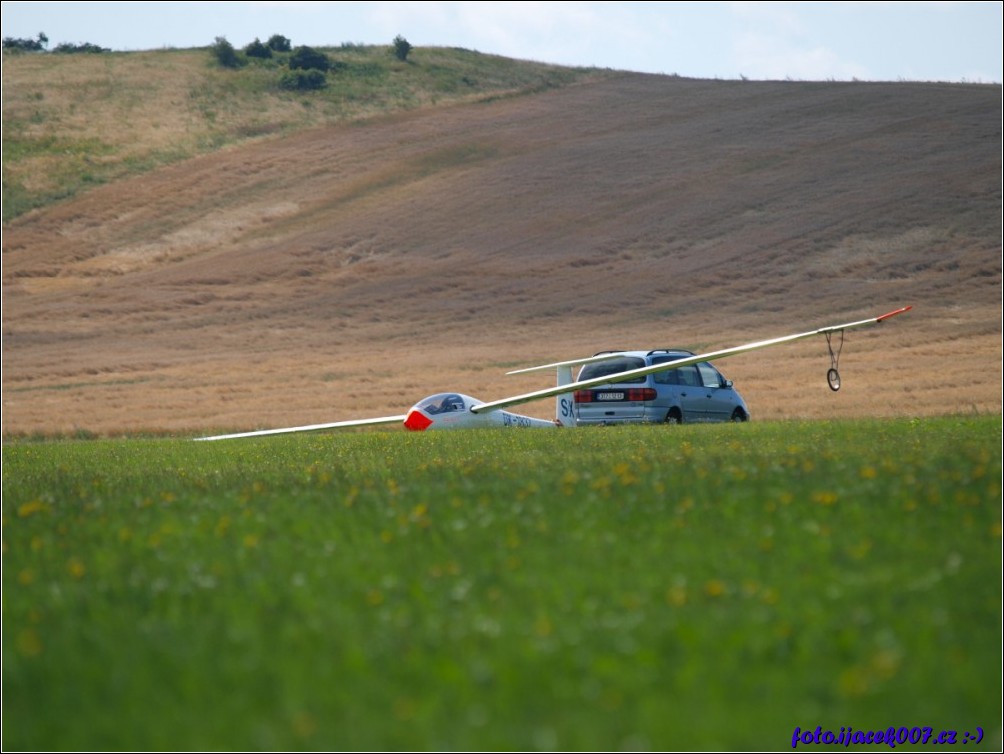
top-left (574, 388), bottom-right (657, 403)
top-left (627, 388), bottom-right (658, 402)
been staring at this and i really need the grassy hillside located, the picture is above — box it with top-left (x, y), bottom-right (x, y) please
top-left (2, 50), bottom-right (1001, 436)
top-left (2, 45), bottom-right (610, 221)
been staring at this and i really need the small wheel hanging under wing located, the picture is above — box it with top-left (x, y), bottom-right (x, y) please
top-left (827, 367), bottom-right (841, 392)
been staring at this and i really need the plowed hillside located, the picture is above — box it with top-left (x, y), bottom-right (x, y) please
top-left (3, 73), bottom-right (1001, 436)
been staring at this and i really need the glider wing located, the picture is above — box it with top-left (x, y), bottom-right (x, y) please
top-left (195, 414), bottom-right (407, 441)
top-left (472, 306), bottom-right (911, 415)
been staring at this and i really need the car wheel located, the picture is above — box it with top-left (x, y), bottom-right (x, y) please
top-left (731, 408), bottom-right (748, 422)
top-left (665, 408), bottom-right (683, 424)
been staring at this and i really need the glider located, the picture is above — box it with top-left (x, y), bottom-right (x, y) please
top-left (195, 306), bottom-right (911, 440)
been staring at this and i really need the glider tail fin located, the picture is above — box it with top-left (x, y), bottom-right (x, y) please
top-left (555, 365), bottom-right (577, 427)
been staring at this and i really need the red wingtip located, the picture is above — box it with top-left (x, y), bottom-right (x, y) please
top-left (404, 409), bottom-right (433, 432)
top-left (876, 306), bottom-right (912, 322)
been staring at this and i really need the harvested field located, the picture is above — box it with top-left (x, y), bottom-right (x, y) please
top-left (3, 70), bottom-right (1001, 436)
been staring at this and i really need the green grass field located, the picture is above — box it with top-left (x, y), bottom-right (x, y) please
top-left (3, 417), bottom-right (1000, 750)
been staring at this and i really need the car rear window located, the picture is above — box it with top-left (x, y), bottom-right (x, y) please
top-left (579, 357), bottom-right (646, 384)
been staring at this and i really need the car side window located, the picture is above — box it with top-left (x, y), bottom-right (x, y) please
top-left (673, 365), bottom-right (701, 387)
top-left (651, 355), bottom-right (685, 385)
top-left (654, 368), bottom-right (677, 385)
top-left (698, 363), bottom-right (722, 388)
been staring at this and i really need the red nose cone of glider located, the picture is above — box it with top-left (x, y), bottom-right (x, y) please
top-left (404, 409), bottom-right (433, 432)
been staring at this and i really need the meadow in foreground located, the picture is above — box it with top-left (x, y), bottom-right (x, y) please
top-left (3, 417), bottom-right (1000, 750)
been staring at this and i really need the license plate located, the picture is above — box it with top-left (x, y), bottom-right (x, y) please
top-left (596, 392), bottom-right (624, 401)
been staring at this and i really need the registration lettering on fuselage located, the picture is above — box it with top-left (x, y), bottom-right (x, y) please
top-left (502, 412), bottom-right (534, 428)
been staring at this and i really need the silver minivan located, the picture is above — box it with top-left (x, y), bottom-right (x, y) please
top-left (573, 350), bottom-right (750, 425)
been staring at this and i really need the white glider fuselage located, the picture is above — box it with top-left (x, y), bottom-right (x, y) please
top-left (403, 393), bottom-right (556, 431)
top-left (194, 393), bottom-right (554, 440)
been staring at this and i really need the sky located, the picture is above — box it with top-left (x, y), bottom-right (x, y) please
top-left (2, 1), bottom-right (1001, 83)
